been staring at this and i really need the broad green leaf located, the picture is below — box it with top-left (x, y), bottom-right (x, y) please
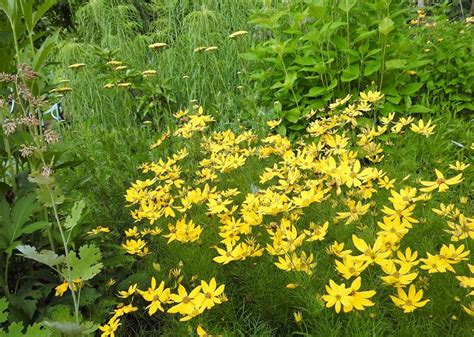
top-left (20, 221), bottom-right (48, 235)
top-left (408, 105), bottom-right (431, 113)
top-left (284, 109), bottom-right (300, 123)
top-left (379, 17), bottom-right (394, 36)
top-left (33, 0), bottom-right (57, 28)
top-left (338, 0), bottom-right (357, 13)
top-left (364, 60), bottom-right (381, 76)
top-left (43, 320), bottom-right (96, 336)
top-left (385, 59), bottom-right (407, 70)
top-left (7, 194), bottom-right (38, 243)
top-left (283, 71), bottom-right (297, 89)
top-left (341, 64), bottom-right (360, 82)
top-left (64, 200), bottom-right (85, 231)
top-left (306, 87), bottom-right (326, 97)
top-left (400, 82), bottom-right (423, 96)
top-left (69, 244), bottom-right (103, 281)
top-left (17, 245), bottom-right (66, 268)
top-left (32, 31), bottom-right (59, 72)
top-left (295, 55), bottom-right (316, 66)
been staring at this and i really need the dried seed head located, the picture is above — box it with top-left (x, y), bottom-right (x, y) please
top-left (18, 64), bottom-right (38, 80)
top-left (3, 119), bottom-right (17, 136)
top-left (19, 144), bottom-right (35, 158)
top-left (44, 129), bottom-right (60, 144)
top-left (42, 165), bottom-right (52, 177)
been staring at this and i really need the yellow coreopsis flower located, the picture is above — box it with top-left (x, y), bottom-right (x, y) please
top-left (68, 63), bottom-right (85, 69)
top-left (390, 285), bottom-right (429, 313)
top-left (419, 169), bottom-right (463, 193)
top-left (98, 317), bottom-right (121, 337)
top-left (149, 42), bottom-right (168, 49)
top-left (139, 277), bottom-right (171, 315)
top-left (410, 119), bottom-right (435, 137)
top-left (267, 119), bottom-right (282, 129)
top-left (360, 90), bottom-right (384, 103)
top-left (229, 30), bottom-right (248, 38)
top-left (448, 161), bottom-right (470, 171)
top-left (87, 225), bottom-right (110, 235)
top-left (321, 280), bottom-right (353, 313)
top-left (117, 284), bottom-right (138, 298)
top-left (200, 278), bottom-right (225, 310)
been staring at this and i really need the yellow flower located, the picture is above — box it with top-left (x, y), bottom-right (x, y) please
top-left (117, 284), bottom-right (138, 298)
top-left (139, 277), bottom-right (171, 315)
top-left (390, 285), bottom-right (430, 313)
top-left (321, 280), bottom-right (353, 313)
top-left (117, 82), bottom-right (132, 88)
top-left (99, 317), bottom-right (121, 337)
top-left (197, 325), bottom-right (222, 337)
top-left (410, 119), bottom-right (435, 137)
top-left (87, 225), bottom-right (110, 235)
top-left (294, 311), bottom-right (303, 324)
top-left (229, 30), bottom-right (248, 38)
top-left (142, 69), bottom-right (157, 78)
top-left (286, 283), bottom-right (299, 289)
top-left (55, 281), bottom-right (69, 297)
top-left (419, 169), bottom-right (463, 193)
top-left (200, 278), bottom-right (225, 310)
top-left (406, 70), bottom-right (417, 75)
top-left (462, 302), bottom-right (474, 317)
top-left (360, 90), bottom-right (384, 103)
top-left (267, 119), bottom-right (282, 129)
top-left (204, 46), bottom-right (218, 52)
top-left (193, 46), bottom-right (207, 53)
top-left (149, 42), bottom-right (168, 49)
top-left (68, 63), bottom-right (85, 69)
top-left (106, 60), bottom-right (123, 66)
top-left (448, 161), bottom-right (470, 171)
top-left (104, 83), bottom-right (115, 89)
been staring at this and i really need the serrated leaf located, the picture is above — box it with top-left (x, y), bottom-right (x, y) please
top-left (64, 200), bottom-right (85, 231)
top-left (17, 245), bottom-right (65, 268)
top-left (69, 244), bottom-right (103, 281)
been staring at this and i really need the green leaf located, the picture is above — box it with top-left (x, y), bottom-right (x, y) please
top-left (400, 82), bottom-right (423, 96)
top-left (17, 245), bottom-right (66, 268)
top-left (341, 64), bottom-right (360, 82)
top-left (32, 31), bottom-right (58, 72)
top-left (284, 109), bottom-right (300, 123)
top-left (295, 55), bottom-right (316, 66)
top-left (21, 221), bottom-right (48, 235)
top-left (43, 320), bottom-right (96, 336)
top-left (306, 87), bottom-right (326, 97)
top-left (338, 0), bottom-right (357, 13)
top-left (64, 200), bottom-right (85, 231)
top-left (0, 297), bottom-right (8, 324)
top-left (364, 60), bottom-right (381, 76)
top-left (69, 244), bottom-right (103, 281)
top-left (283, 71), bottom-right (297, 89)
top-left (408, 105), bottom-right (431, 113)
top-left (3, 194), bottom-right (38, 243)
top-left (379, 17), bottom-right (394, 36)
top-left (33, 0), bottom-right (57, 28)
top-left (385, 59), bottom-right (407, 70)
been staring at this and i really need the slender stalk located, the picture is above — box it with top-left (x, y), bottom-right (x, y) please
top-left (48, 186), bottom-right (81, 325)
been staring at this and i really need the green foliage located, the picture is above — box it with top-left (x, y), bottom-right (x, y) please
top-left (0, 297), bottom-right (51, 337)
top-left (68, 244), bottom-right (103, 281)
top-left (245, 1), bottom-right (474, 133)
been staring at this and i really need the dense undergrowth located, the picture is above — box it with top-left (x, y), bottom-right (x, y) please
top-left (0, 0), bottom-right (473, 336)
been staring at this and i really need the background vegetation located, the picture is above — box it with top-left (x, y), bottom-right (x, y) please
top-left (0, 0), bottom-right (473, 336)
